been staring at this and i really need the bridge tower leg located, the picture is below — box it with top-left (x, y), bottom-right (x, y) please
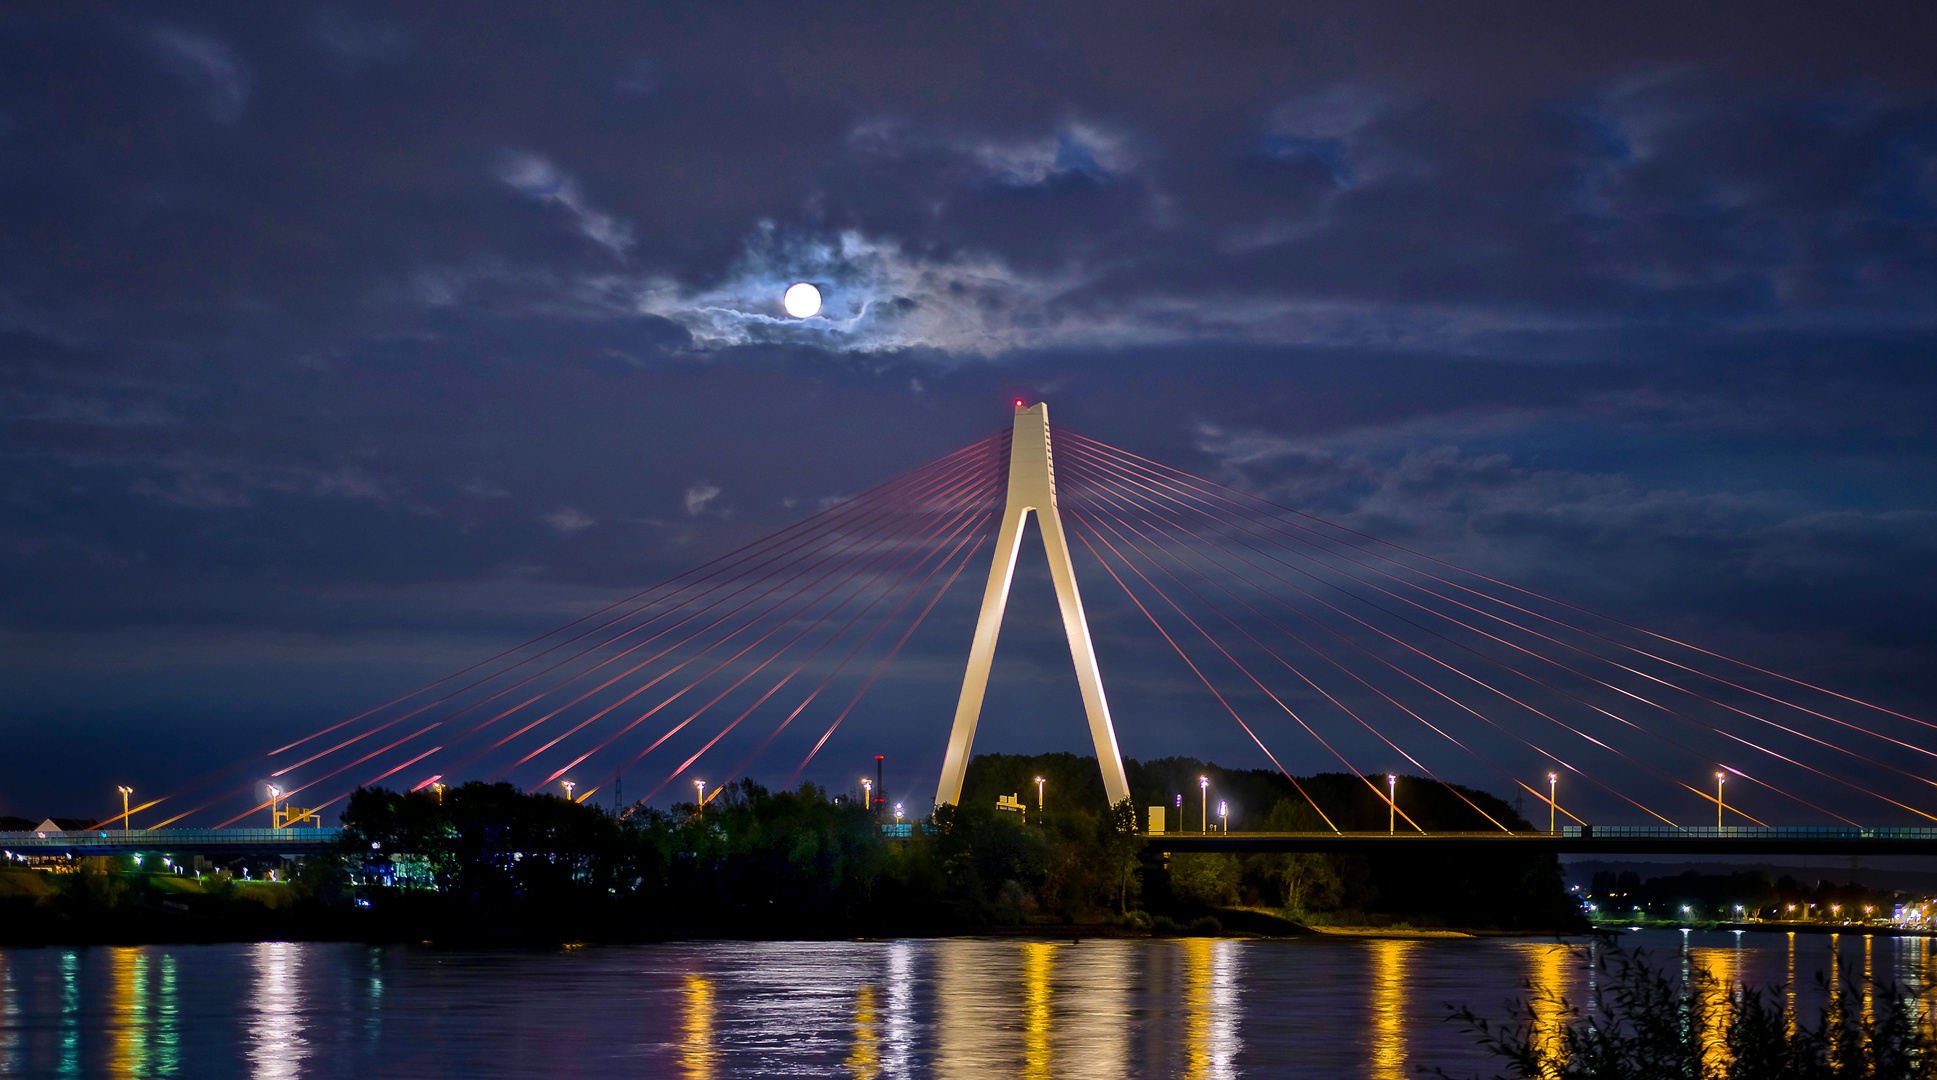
top-left (934, 402), bottom-right (1133, 809)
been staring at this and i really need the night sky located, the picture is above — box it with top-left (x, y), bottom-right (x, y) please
top-left (4, 3), bottom-right (1936, 825)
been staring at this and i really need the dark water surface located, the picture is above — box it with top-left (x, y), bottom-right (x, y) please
top-left (2, 930), bottom-right (1931, 1077)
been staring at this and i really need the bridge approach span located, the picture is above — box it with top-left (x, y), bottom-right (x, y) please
top-left (1152, 826), bottom-right (1937, 857)
top-left (2, 829), bottom-right (345, 859)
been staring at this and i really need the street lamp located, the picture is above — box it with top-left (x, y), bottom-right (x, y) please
top-left (1034, 777), bottom-right (1046, 813)
top-left (1199, 776), bottom-right (1209, 833)
top-left (267, 785), bottom-right (282, 829)
top-left (561, 780), bottom-right (575, 802)
top-left (1387, 774), bottom-right (1397, 835)
top-left (117, 786), bottom-right (133, 830)
top-left (1715, 770), bottom-right (1726, 828)
top-left (862, 778), bottom-right (873, 816)
top-left (893, 802), bottom-right (903, 824)
top-left (694, 779), bottom-right (705, 814)
top-left (432, 781), bottom-right (445, 803)
top-left (1218, 801), bottom-right (1227, 834)
top-left (1547, 772), bottom-right (1558, 835)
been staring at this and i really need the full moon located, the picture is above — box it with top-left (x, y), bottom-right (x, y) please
top-left (783, 282), bottom-right (821, 318)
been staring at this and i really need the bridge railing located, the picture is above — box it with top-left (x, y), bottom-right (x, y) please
top-left (0, 828), bottom-right (347, 852)
top-left (1560, 825), bottom-right (1937, 840)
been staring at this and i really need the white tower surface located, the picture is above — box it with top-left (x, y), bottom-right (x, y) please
top-left (934, 402), bottom-right (1133, 808)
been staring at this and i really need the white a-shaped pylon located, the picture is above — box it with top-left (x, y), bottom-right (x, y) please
top-left (934, 402), bottom-right (1132, 808)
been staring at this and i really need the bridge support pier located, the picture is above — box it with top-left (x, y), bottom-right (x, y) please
top-left (934, 402), bottom-right (1132, 809)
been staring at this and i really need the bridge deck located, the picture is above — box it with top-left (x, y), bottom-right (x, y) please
top-left (1150, 826), bottom-right (1937, 855)
top-left (0, 828), bottom-right (345, 858)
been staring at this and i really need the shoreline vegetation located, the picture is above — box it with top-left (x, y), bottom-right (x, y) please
top-left (1446, 938), bottom-right (1937, 1080)
top-left (1, 753), bottom-right (1584, 946)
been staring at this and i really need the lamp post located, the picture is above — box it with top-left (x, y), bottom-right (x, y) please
top-left (1387, 774), bottom-right (1397, 835)
top-left (267, 784), bottom-right (282, 829)
top-left (694, 779), bottom-right (705, 814)
top-left (1715, 771), bottom-right (1726, 828)
top-left (894, 802), bottom-right (903, 824)
top-left (117, 786), bottom-right (132, 830)
top-left (432, 781), bottom-right (445, 804)
top-left (561, 780), bottom-right (575, 803)
top-left (1034, 776), bottom-right (1046, 813)
top-left (1547, 772), bottom-right (1558, 835)
top-left (863, 778), bottom-right (873, 817)
top-left (1218, 801), bottom-right (1227, 834)
top-left (1199, 776), bottom-right (1209, 833)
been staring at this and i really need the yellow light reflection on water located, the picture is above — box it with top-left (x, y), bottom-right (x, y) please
top-left (847, 983), bottom-right (879, 1080)
top-left (109, 947), bottom-right (147, 1079)
top-left (1509, 942), bottom-right (1569, 1068)
top-left (1022, 942), bottom-right (1055, 1080)
top-left (1367, 939), bottom-right (1419, 1079)
top-left (1863, 934), bottom-right (1875, 1031)
top-left (1181, 937), bottom-right (1239, 1080)
top-left (681, 973), bottom-right (717, 1080)
top-left (1786, 932), bottom-right (1798, 1040)
top-left (1688, 945), bottom-right (1739, 1073)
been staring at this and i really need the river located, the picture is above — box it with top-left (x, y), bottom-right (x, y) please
top-left (0, 929), bottom-right (1928, 1077)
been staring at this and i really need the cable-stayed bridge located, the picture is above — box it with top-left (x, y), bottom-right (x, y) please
top-left (24, 401), bottom-right (1937, 858)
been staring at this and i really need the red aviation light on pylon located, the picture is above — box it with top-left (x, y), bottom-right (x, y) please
top-left (1014, 398), bottom-right (1026, 408)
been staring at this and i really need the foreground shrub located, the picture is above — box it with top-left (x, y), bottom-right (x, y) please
top-left (1445, 938), bottom-right (1932, 1079)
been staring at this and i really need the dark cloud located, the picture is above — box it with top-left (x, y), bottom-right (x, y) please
top-left (2, 2), bottom-right (1934, 821)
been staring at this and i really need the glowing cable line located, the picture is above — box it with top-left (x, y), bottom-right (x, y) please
top-left (1060, 464), bottom-right (1594, 825)
top-left (473, 460), bottom-right (1004, 761)
top-left (222, 435), bottom-right (1014, 824)
top-left (267, 430), bottom-right (1004, 759)
top-left (491, 472), bottom-right (1004, 781)
top-left (551, 483), bottom-right (999, 794)
top-left (792, 527), bottom-right (995, 780)
top-left (1059, 429), bottom-right (1936, 735)
top-left (1061, 445), bottom-right (1912, 825)
top-left (1064, 518), bottom-right (1340, 833)
top-left (1063, 434), bottom-right (1937, 780)
top-left (649, 499), bottom-right (1001, 800)
top-left (1055, 452), bottom-right (1680, 826)
top-left (1068, 505), bottom-right (1429, 833)
top-left (1066, 482), bottom-right (1513, 833)
top-left (295, 446), bottom-right (1004, 798)
top-left (283, 437), bottom-right (1007, 776)
top-left (528, 475), bottom-right (1004, 789)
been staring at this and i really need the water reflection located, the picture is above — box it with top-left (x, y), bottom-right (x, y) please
top-left (60, 949), bottom-right (79, 1077)
top-left (1366, 939), bottom-right (1418, 1079)
top-left (109, 947), bottom-right (145, 1078)
top-left (936, 941), bottom-right (1015, 1079)
top-left (1786, 932), bottom-right (1797, 1038)
top-left (883, 941), bottom-right (913, 1079)
top-left (681, 972), bottom-right (716, 1080)
top-left (1687, 944), bottom-right (1738, 1073)
top-left (1182, 938), bottom-right (1239, 1080)
top-left (248, 941), bottom-right (306, 1080)
top-left (848, 983), bottom-right (880, 1078)
top-left (12, 930), bottom-right (1928, 1078)
top-left (1022, 942), bottom-right (1053, 1079)
top-left (1509, 942), bottom-right (1568, 1066)
top-left (0, 951), bottom-right (15, 1075)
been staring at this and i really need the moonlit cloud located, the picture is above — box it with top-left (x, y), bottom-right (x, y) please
top-left (149, 26), bottom-right (252, 124)
top-left (546, 507), bottom-right (596, 533)
top-left (494, 151), bottom-right (636, 259)
top-left (683, 482), bottom-right (722, 516)
top-left (306, 7), bottom-right (411, 77)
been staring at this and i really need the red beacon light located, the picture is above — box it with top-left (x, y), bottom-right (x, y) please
top-left (1014, 398), bottom-right (1025, 407)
